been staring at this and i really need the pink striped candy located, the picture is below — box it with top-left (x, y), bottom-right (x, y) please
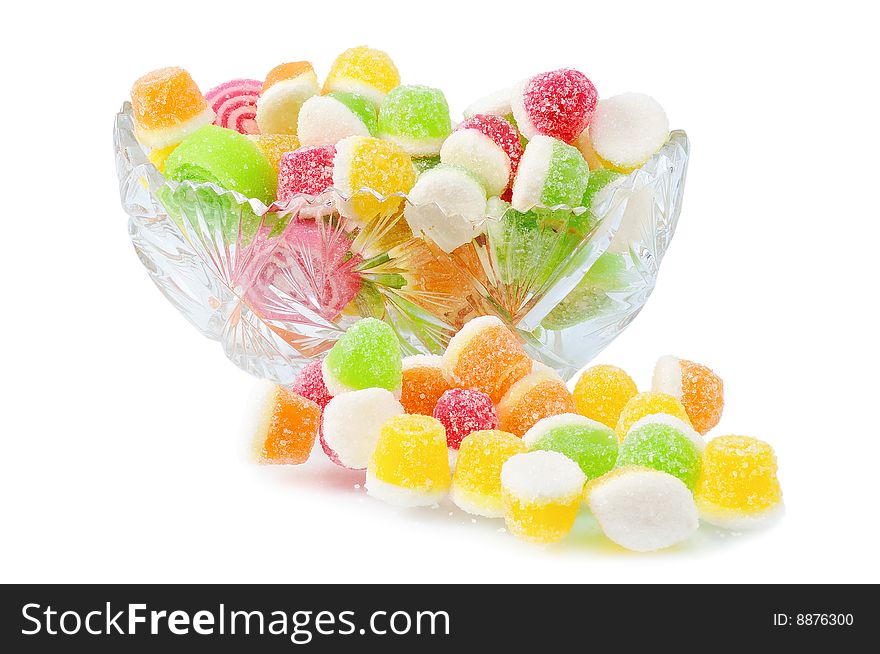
top-left (205, 79), bottom-right (262, 135)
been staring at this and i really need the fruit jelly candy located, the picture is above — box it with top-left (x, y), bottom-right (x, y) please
top-left (404, 164), bottom-right (488, 253)
top-left (413, 156), bottom-right (441, 175)
top-left (653, 355), bottom-right (724, 435)
top-left (164, 124), bottom-right (277, 205)
top-left (400, 355), bottom-right (452, 416)
top-left (572, 364), bottom-right (639, 429)
top-left (297, 92), bottom-right (378, 147)
top-left (148, 144), bottom-right (178, 173)
top-left (131, 67), bottom-right (215, 149)
top-left (511, 135), bottom-right (590, 212)
top-left (378, 85), bottom-right (452, 157)
top-left (366, 414), bottom-right (451, 507)
top-left (433, 388), bottom-right (499, 451)
top-left (322, 318), bottom-right (402, 396)
top-left (695, 436), bottom-right (783, 530)
top-left (587, 467), bottom-right (699, 552)
top-left (615, 392), bottom-right (691, 442)
top-left (523, 413), bottom-right (618, 481)
top-left (290, 360), bottom-right (334, 410)
top-left (511, 69), bottom-right (598, 143)
top-left (248, 134), bottom-right (300, 171)
top-left (497, 368), bottom-right (577, 437)
top-left (616, 414), bottom-right (705, 490)
top-left (589, 93), bottom-right (669, 173)
top-left (277, 145), bottom-right (336, 201)
top-left (205, 79), bottom-right (261, 135)
top-left (450, 430), bottom-right (526, 517)
top-left (581, 168), bottom-right (624, 208)
top-left (252, 383), bottom-right (321, 464)
top-left (256, 61), bottom-right (319, 135)
top-left (501, 450), bottom-right (586, 544)
top-left (321, 388), bottom-right (404, 469)
top-left (442, 316), bottom-right (532, 404)
top-left (573, 128), bottom-right (604, 171)
top-left (332, 135), bottom-right (416, 223)
top-left (440, 114), bottom-right (523, 196)
top-left (463, 87), bottom-right (514, 120)
top-left (323, 46), bottom-right (401, 108)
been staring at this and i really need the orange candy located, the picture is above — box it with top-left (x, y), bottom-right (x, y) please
top-left (653, 356), bottom-right (724, 435)
top-left (131, 67), bottom-right (210, 131)
top-left (497, 369), bottom-right (577, 437)
top-left (262, 61), bottom-right (316, 93)
top-left (252, 384), bottom-right (321, 464)
top-left (400, 355), bottom-right (452, 416)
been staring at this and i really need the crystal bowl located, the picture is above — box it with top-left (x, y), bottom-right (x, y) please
top-left (114, 103), bottom-right (689, 383)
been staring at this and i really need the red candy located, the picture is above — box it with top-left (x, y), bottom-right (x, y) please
top-left (277, 145), bottom-right (336, 202)
top-left (205, 79), bottom-right (262, 135)
top-left (457, 114), bottom-right (524, 188)
top-left (522, 69), bottom-right (597, 143)
top-left (290, 360), bottom-right (333, 409)
top-left (433, 388), bottom-right (499, 450)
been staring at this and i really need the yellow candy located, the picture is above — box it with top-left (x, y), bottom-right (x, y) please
top-left (450, 430), bottom-right (526, 517)
top-left (501, 450), bottom-right (586, 543)
top-left (615, 391), bottom-right (691, 441)
top-left (323, 46), bottom-right (400, 107)
top-left (695, 436), bottom-right (783, 530)
top-left (333, 135), bottom-right (415, 222)
top-left (148, 144), bottom-right (178, 173)
top-left (573, 129), bottom-right (604, 171)
top-left (249, 134), bottom-right (300, 171)
top-left (366, 414), bottom-right (451, 507)
top-left (573, 364), bottom-right (639, 429)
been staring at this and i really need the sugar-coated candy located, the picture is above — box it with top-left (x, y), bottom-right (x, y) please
top-left (511, 69), bottom-right (598, 143)
top-left (164, 124), bottom-right (277, 205)
top-left (523, 413), bottom-right (618, 480)
top-left (615, 391), bottom-right (691, 442)
top-left (205, 79), bottom-right (261, 135)
top-left (252, 382), bottom-right (321, 465)
top-left (573, 129), bottom-right (604, 170)
top-left (587, 467), bottom-right (699, 552)
top-left (581, 168), bottom-right (624, 208)
top-left (130, 67), bottom-right (215, 149)
top-left (277, 145), bottom-right (336, 202)
top-left (572, 364), bottom-right (638, 429)
top-left (404, 164), bottom-right (488, 253)
top-left (290, 360), bottom-right (333, 410)
top-left (332, 135), bottom-right (416, 222)
top-left (297, 92), bottom-right (378, 147)
top-left (695, 436), bottom-right (783, 530)
top-left (442, 316), bottom-right (532, 404)
top-left (440, 114), bottom-right (524, 196)
top-left (510, 135), bottom-right (590, 212)
top-left (400, 355), bottom-right (452, 416)
top-left (589, 93), bottom-right (669, 172)
top-left (413, 156), bottom-right (440, 175)
top-left (321, 388), bottom-right (404, 469)
top-left (366, 414), bottom-right (451, 506)
top-left (616, 414), bottom-right (705, 489)
top-left (497, 368), bottom-right (577, 437)
top-left (148, 144), bottom-right (177, 173)
top-left (653, 355), bottom-right (724, 435)
top-left (323, 318), bottom-right (402, 396)
top-left (433, 388), bottom-right (499, 451)
top-left (501, 450), bottom-right (586, 543)
top-left (378, 85), bottom-right (452, 157)
top-left (463, 87), bottom-right (514, 120)
top-left (450, 430), bottom-right (526, 517)
top-left (323, 46), bottom-right (400, 107)
top-left (249, 134), bottom-right (300, 171)
top-left (256, 62), bottom-right (319, 135)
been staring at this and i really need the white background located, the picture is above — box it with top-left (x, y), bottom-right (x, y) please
top-left (1, 0), bottom-right (878, 584)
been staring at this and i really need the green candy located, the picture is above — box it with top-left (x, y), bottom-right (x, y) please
top-left (165, 124), bottom-right (276, 205)
top-left (323, 318), bottom-right (402, 395)
top-left (328, 92), bottom-right (379, 135)
top-left (378, 85), bottom-right (452, 156)
top-left (523, 414), bottom-right (618, 480)
top-left (582, 168), bottom-right (623, 208)
top-left (412, 156), bottom-right (441, 175)
top-left (542, 138), bottom-right (590, 208)
top-left (615, 414), bottom-right (704, 489)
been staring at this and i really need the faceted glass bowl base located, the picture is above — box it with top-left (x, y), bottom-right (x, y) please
top-left (115, 103), bottom-right (689, 383)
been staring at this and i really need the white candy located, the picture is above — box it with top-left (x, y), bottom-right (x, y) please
top-left (509, 78), bottom-right (538, 139)
top-left (589, 93), bottom-right (669, 170)
top-left (404, 165), bottom-right (488, 252)
top-left (463, 87), bottom-right (513, 120)
top-left (440, 129), bottom-right (511, 196)
top-left (321, 389), bottom-right (404, 469)
top-left (587, 468), bottom-right (698, 552)
top-left (297, 95), bottom-right (370, 147)
top-left (501, 450), bottom-right (586, 504)
top-left (510, 134), bottom-right (554, 212)
top-left (255, 71), bottom-right (319, 135)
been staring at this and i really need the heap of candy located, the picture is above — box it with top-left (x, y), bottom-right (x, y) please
top-left (129, 48), bottom-right (671, 256)
top-left (250, 316), bottom-right (783, 552)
